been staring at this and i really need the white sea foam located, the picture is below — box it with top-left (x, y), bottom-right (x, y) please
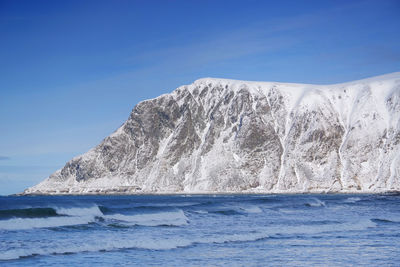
top-left (55, 206), bottom-right (103, 217)
top-left (0, 231), bottom-right (269, 260)
top-left (0, 206), bottom-right (103, 231)
top-left (193, 210), bottom-right (208, 214)
top-left (0, 216), bottom-right (96, 231)
top-left (343, 197), bottom-right (362, 203)
top-left (278, 208), bottom-right (298, 214)
top-left (0, 237), bottom-right (193, 261)
top-left (105, 209), bottom-right (189, 226)
top-left (0, 206), bottom-right (190, 230)
top-left (0, 217), bottom-right (378, 261)
top-left (240, 206), bottom-right (263, 213)
top-left (306, 198), bottom-right (326, 207)
top-left (1, 218), bottom-right (375, 260)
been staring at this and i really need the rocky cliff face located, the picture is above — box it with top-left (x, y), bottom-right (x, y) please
top-left (24, 73), bottom-right (400, 194)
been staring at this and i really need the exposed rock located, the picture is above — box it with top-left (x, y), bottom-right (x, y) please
top-left (24, 72), bottom-right (400, 194)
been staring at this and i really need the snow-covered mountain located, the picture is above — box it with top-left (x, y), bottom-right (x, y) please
top-left (24, 73), bottom-right (400, 194)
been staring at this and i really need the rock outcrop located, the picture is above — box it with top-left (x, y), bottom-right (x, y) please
top-left (24, 72), bottom-right (400, 194)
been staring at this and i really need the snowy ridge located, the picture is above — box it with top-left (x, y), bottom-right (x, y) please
top-left (24, 72), bottom-right (400, 194)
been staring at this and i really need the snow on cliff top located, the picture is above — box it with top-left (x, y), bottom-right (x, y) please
top-left (193, 72), bottom-right (400, 88)
top-left (189, 72), bottom-right (400, 108)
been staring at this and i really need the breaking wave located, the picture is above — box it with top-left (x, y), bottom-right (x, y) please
top-left (0, 216), bottom-right (96, 231)
top-left (305, 198), bottom-right (326, 207)
top-left (0, 206), bottom-right (103, 231)
top-left (0, 238), bottom-right (192, 261)
top-left (371, 216), bottom-right (400, 224)
top-left (207, 205), bottom-right (263, 216)
top-left (343, 197), bottom-right (362, 203)
top-left (0, 218), bottom-right (378, 261)
top-left (0, 231), bottom-right (270, 261)
top-left (240, 206), bottom-right (263, 213)
top-left (55, 206), bottom-right (103, 217)
top-left (0, 207), bottom-right (58, 219)
top-left (0, 205), bottom-right (189, 230)
top-left (105, 210), bottom-right (188, 226)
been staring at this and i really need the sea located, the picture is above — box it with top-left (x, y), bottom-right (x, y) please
top-left (0, 194), bottom-right (399, 266)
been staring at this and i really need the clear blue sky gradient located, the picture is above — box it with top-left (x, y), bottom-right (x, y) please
top-left (1, 0), bottom-right (399, 195)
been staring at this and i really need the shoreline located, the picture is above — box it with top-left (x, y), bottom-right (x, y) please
top-left (12, 190), bottom-right (400, 197)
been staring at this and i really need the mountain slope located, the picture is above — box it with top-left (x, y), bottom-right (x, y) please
top-left (24, 73), bottom-right (400, 194)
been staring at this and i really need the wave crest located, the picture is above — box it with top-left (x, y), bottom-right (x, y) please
top-left (0, 205), bottom-right (189, 230)
top-left (305, 198), bottom-right (326, 207)
top-left (0, 207), bottom-right (58, 219)
top-left (0, 231), bottom-right (268, 261)
top-left (105, 210), bottom-right (188, 226)
top-left (55, 206), bottom-right (103, 217)
top-left (0, 216), bottom-right (96, 231)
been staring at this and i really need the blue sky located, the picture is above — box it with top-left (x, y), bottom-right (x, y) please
top-left (0, 0), bottom-right (399, 195)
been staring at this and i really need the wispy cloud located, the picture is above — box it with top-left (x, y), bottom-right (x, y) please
top-left (126, 13), bottom-right (321, 72)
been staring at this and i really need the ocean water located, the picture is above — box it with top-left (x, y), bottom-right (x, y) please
top-left (0, 194), bottom-right (399, 266)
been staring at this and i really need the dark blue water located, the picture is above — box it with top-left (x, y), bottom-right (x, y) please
top-left (0, 194), bottom-right (399, 266)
